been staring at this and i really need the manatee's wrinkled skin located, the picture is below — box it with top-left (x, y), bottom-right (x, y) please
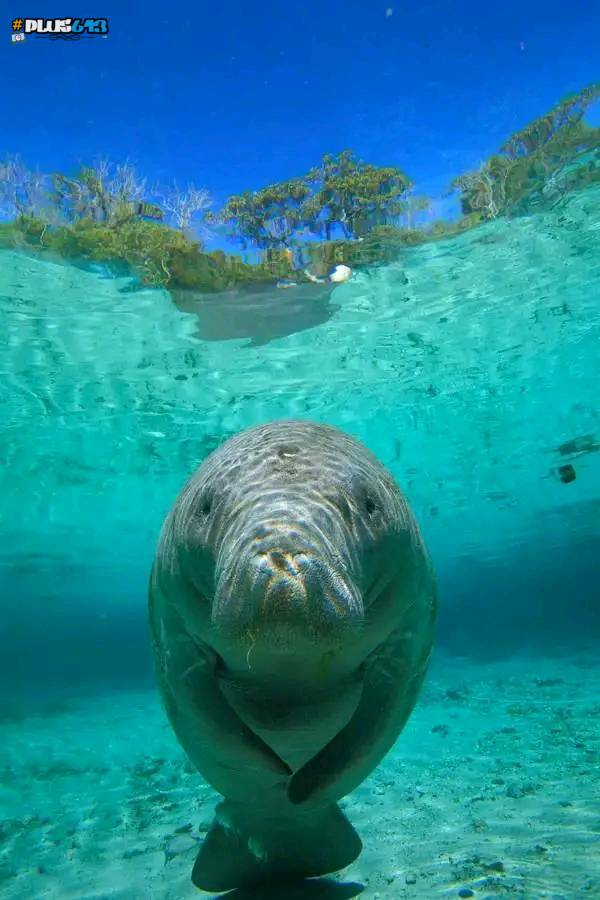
top-left (149, 420), bottom-right (436, 891)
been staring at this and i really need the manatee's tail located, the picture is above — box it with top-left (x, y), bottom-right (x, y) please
top-left (192, 799), bottom-right (362, 892)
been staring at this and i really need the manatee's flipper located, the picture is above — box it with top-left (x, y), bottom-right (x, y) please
top-left (192, 799), bottom-right (362, 892)
top-left (288, 626), bottom-right (432, 806)
top-left (149, 580), bottom-right (291, 801)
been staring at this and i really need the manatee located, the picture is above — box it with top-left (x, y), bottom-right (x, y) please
top-left (148, 420), bottom-right (436, 891)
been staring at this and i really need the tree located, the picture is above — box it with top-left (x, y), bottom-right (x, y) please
top-left (401, 192), bottom-right (431, 228)
top-left (214, 177), bottom-right (311, 249)
top-left (52, 157), bottom-right (150, 225)
top-left (155, 182), bottom-right (212, 234)
top-left (0, 155), bottom-right (49, 219)
top-left (214, 151), bottom-right (415, 251)
top-left (451, 83), bottom-right (600, 220)
top-left (303, 150), bottom-right (413, 239)
top-left (501, 83), bottom-right (600, 159)
top-left (450, 155), bottom-right (514, 219)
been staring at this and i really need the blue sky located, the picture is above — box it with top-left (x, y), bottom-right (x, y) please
top-left (2, 0), bottom-right (598, 246)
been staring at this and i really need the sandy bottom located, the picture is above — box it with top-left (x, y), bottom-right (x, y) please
top-left (1, 654), bottom-right (598, 900)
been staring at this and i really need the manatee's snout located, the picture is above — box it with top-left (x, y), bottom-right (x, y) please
top-left (212, 523), bottom-right (363, 648)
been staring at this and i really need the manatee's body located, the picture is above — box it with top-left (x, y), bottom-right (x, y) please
top-left (149, 420), bottom-right (436, 891)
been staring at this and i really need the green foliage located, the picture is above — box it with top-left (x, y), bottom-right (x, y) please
top-left (2, 87), bottom-right (598, 293)
top-left (305, 218), bottom-right (481, 271)
top-left (50, 159), bottom-right (158, 227)
top-left (262, 247), bottom-right (297, 277)
top-left (214, 177), bottom-right (311, 250)
top-left (451, 155), bottom-right (514, 219)
top-left (451, 84), bottom-right (600, 220)
top-left (303, 150), bottom-right (413, 240)
top-left (215, 151), bottom-right (413, 249)
top-left (0, 216), bottom-right (280, 292)
top-left (7, 214), bottom-right (49, 244)
top-left (48, 218), bottom-right (194, 284)
top-left (307, 225), bottom-right (427, 270)
top-left (433, 214), bottom-right (483, 235)
top-left (501, 83), bottom-right (600, 158)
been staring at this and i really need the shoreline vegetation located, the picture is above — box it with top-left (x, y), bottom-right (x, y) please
top-left (1, 85), bottom-right (598, 294)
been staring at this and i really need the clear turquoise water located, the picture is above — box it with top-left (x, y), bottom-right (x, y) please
top-left (1, 184), bottom-right (599, 897)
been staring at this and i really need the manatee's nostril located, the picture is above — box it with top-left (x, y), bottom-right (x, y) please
top-left (293, 552), bottom-right (312, 569)
top-left (365, 496), bottom-right (376, 516)
top-left (277, 444), bottom-right (299, 459)
top-left (256, 549), bottom-right (309, 578)
top-left (269, 551), bottom-right (287, 569)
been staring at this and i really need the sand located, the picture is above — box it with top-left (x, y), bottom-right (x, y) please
top-left (1, 653), bottom-right (598, 899)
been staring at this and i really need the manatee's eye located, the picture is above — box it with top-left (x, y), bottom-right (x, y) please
top-left (364, 496), bottom-right (377, 517)
top-left (277, 444), bottom-right (299, 459)
top-left (198, 493), bottom-right (213, 518)
top-left (350, 475), bottom-right (379, 520)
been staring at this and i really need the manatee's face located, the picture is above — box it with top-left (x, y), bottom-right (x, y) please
top-left (168, 422), bottom-right (413, 679)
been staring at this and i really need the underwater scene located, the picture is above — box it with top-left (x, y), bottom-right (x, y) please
top-left (1, 4), bottom-right (599, 899)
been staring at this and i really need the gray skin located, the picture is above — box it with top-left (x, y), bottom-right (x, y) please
top-left (149, 420), bottom-right (436, 888)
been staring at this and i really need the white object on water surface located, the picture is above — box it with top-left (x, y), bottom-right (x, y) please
top-left (330, 264), bottom-right (352, 283)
